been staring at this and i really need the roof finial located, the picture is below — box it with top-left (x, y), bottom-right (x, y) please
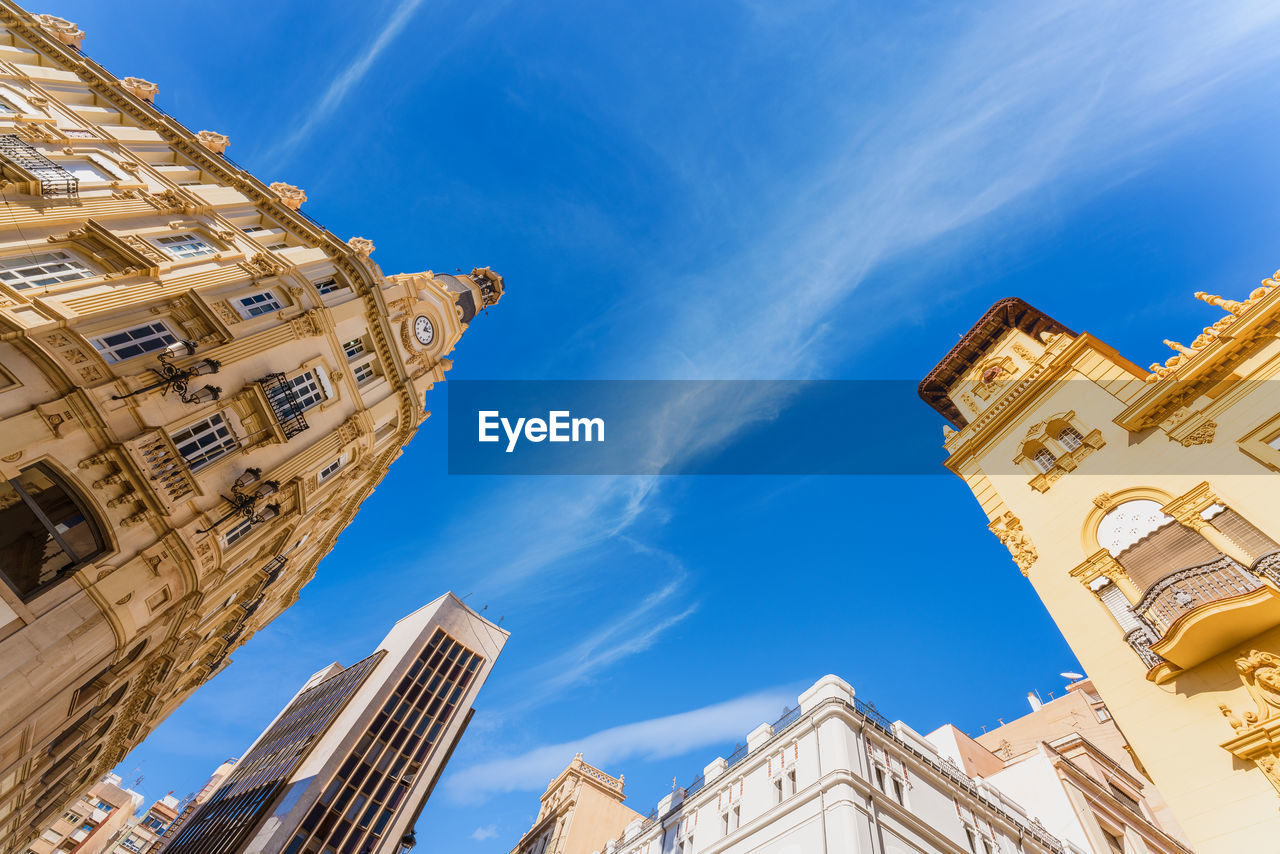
top-left (1164, 339), bottom-right (1195, 357)
top-left (1194, 292), bottom-right (1245, 315)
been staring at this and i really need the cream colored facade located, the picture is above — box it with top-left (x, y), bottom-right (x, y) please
top-left (26, 772), bottom-right (142, 854)
top-left (918, 281), bottom-right (1280, 852)
top-left (510, 756), bottom-right (642, 854)
top-left (929, 679), bottom-right (1189, 853)
top-left (0, 5), bottom-right (502, 850)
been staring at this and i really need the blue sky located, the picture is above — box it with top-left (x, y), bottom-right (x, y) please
top-left (54, 0), bottom-right (1280, 845)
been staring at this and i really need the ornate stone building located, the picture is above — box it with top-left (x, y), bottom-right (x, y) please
top-left (0, 5), bottom-right (503, 851)
top-left (509, 756), bottom-right (642, 854)
top-left (562, 676), bottom-right (1069, 854)
top-left (918, 282), bottom-right (1280, 853)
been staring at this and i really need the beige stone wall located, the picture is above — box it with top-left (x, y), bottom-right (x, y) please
top-left (0, 5), bottom-right (501, 850)
top-left (926, 284), bottom-right (1280, 853)
top-left (511, 757), bottom-right (642, 854)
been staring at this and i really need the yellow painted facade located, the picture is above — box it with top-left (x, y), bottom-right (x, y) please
top-left (0, 5), bottom-right (502, 850)
top-left (919, 283), bottom-right (1280, 853)
top-left (509, 755), bottom-right (643, 854)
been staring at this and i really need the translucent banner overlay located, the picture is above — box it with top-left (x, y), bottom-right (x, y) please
top-left (447, 380), bottom-right (943, 475)
top-left (445, 379), bottom-right (1280, 475)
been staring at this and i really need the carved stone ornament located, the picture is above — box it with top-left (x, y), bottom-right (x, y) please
top-left (1220, 650), bottom-right (1280, 806)
top-left (196, 130), bottom-right (229, 154)
top-left (347, 237), bottom-right (375, 258)
top-left (289, 309), bottom-right (323, 338)
top-left (269, 181), bottom-right (307, 210)
top-left (1179, 420), bottom-right (1217, 447)
top-left (121, 77), bottom-right (159, 102)
top-left (243, 252), bottom-right (285, 280)
top-left (988, 511), bottom-right (1038, 576)
top-left (33, 14), bottom-right (84, 48)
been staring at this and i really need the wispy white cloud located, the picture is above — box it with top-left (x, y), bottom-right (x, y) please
top-left (445, 686), bottom-right (796, 803)
top-left (262, 0), bottom-right (429, 165)
top-left (471, 825), bottom-right (498, 841)
top-left (413, 0), bottom-right (1280, 739)
top-left (490, 565), bottom-right (697, 716)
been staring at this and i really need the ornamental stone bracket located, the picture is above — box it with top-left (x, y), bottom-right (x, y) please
top-left (988, 511), bottom-right (1038, 576)
top-left (269, 181), bottom-right (306, 210)
top-left (1161, 482), bottom-right (1219, 531)
top-left (1220, 650), bottom-right (1280, 805)
top-left (1168, 410), bottom-right (1217, 447)
top-left (1070, 549), bottom-right (1140, 602)
top-left (121, 77), bottom-right (158, 103)
top-left (196, 130), bottom-right (229, 155)
top-left (347, 236), bottom-right (375, 258)
top-left (32, 14), bottom-right (84, 49)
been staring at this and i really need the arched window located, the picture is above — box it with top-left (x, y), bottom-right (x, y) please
top-left (1033, 448), bottom-right (1057, 473)
top-left (0, 463), bottom-right (106, 601)
top-left (1058, 425), bottom-right (1084, 451)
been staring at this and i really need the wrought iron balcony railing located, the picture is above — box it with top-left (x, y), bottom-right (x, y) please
top-left (1132, 555), bottom-right (1263, 635)
top-left (1124, 625), bottom-right (1166, 670)
top-left (124, 430), bottom-right (197, 511)
top-left (257, 372), bottom-right (310, 439)
top-left (0, 134), bottom-right (78, 197)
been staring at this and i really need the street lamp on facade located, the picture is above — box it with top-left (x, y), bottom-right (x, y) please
top-left (110, 339), bottom-right (222, 403)
top-left (196, 468), bottom-right (281, 534)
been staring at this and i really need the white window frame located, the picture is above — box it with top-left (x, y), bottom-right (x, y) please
top-left (317, 454), bottom-right (347, 485)
top-left (170, 413), bottom-right (238, 471)
top-left (236, 290), bottom-right (283, 318)
top-left (342, 338), bottom-right (366, 360)
top-left (286, 370), bottom-right (325, 411)
top-left (151, 232), bottom-right (216, 260)
top-left (223, 516), bottom-right (253, 547)
top-left (352, 361), bottom-right (377, 386)
top-left (0, 250), bottom-right (95, 290)
top-left (90, 320), bottom-right (179, 363)
top-left (59, 158), bottom-right (116, 186)
top-left (315, 278), bottom-right (342, 295)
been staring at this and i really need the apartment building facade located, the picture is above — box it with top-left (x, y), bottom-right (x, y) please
top-left (25, 772), bottom-right (142, 854)
top-left (917, 284), bottom-right (1280, 852)
top-left (509, 755), bottom-right (642, 854)
top-left (0, 5), bottom-right (503, 849)
top-left (580, 676), bottom-right (1069, 854)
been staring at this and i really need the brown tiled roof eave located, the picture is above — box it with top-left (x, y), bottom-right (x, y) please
top-left (918, 297), bottom-right (1076, 428)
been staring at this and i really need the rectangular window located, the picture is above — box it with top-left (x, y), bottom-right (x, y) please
top-left (91, 321), bottom-right (177, 363)
top-left (0, 250), bottom-right (94, 290)
top-left (1269, 432), bottom-right (1280, 451)
top-left (223, 517), bottom-right (253, 547)
top-left (241, 225), bottom-right (266, 234)
top-left (152, 233), bottom-right (216, 260)
top-left (170, 413), bottom-right (237, 471)
top-left (353, 362), bottom-right (376, 386)
top-left (773, 777), bottom-right (782, 803)
top-left (342, 338), bottom-right (365, 360)
top-left (236, 290), bottom-right (283, 318)
top-left (60, 159), bottom-right (114, 184)
top-left (287, 370), bottom-right (324, 410)
top-left (267, 242), bottom-right (288, 251)
top-left (318, 457), bottom-right (344, 484)
top-left (315, 278), bottom-right (341, 295)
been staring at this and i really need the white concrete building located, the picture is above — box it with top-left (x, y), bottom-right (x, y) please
top-left (595, 676), bottom-right (1067, 854)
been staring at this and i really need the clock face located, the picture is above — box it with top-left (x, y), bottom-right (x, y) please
top-left (413, 315), bottom-right (434, 346)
